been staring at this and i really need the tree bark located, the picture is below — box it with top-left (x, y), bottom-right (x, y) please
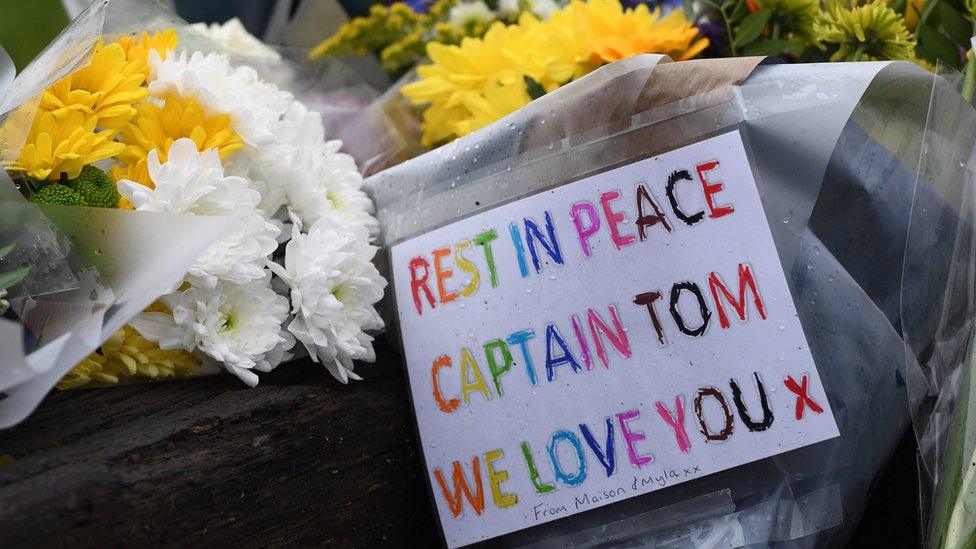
top-left (0, 341), bottom-right (439, 548)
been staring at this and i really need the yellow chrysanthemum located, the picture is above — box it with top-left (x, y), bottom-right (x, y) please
top-left (110, 160), bottom-right (150, 210)
top-left (402, 0), bottom-right (707, 146)
top-left (554, 0), bottom-right (708, 64)
top-left (41, 41), bottom-right (149, 129)
top-left (4, 110), bottom-right (124, 181)
top-left (403, 20), bottom-right (542, 146)
top-left (814, 0), bottom-right (915, 62)
top-left (116, 94), bottom-right (244, 167)
top-left (116, 28), bottom-right (179, 70)
top-left (59, 324), bottom-right (198, 389)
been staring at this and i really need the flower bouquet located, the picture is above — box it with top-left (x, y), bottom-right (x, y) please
top-left (0, 0), bottom-right (387, 427)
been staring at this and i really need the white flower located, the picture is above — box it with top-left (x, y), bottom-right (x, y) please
top-left (498, 0), bottom-right (521, 17)
top-left (149, 51), bottom-right (293, 148)
top-left (448, 1), bottom-right (496, 28)
top-left (498, 0), bottom-right (559, 18)
top-left (498, 0), bottom-right (559, 20)
top-left (118, 139), bottom-right (280, 288)
top-left (268, 101), bottom-right (377, 235)
top-left (529, 0), bottom-right (560, 19)
top-left (190, 18), bottom-right (281, 60)
top-left (131, 277), bottom-right (293, 386)
top-left (270, 221), bottom-right (386, 383)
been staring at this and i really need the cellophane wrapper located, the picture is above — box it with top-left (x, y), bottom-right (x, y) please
top-left (366, 55), bottom-right (970, 546)
top-left (902, 62), bottom-right (976, 549)
top-left (0, 0), bottom-right (397, 427)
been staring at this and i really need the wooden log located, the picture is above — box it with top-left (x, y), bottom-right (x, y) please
top-left (0, 340), bottom-right (439, 547)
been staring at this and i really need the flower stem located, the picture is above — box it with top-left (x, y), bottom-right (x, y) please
top-left (772, 22), bottom-right (781, 40)
top-left (963, 51), bottom-right (976, 103)
top-left (852, 45), bottom-right (865, 62)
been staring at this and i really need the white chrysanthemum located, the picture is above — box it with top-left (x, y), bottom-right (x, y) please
top-left (149, 51), bottom-right (292, 147)
top-left (529, 0), bottom-right (560, 19)
top-left (118, 139), bottom-right (280, 288)
top-left (270, 221), bottom-right (386, 383)
top-left (498, 0), bottom-right (559, 18)
top-left (448, 1), bottom-right (496, 27)
top-left (190, 18), bottom-right (282, 60)
top-left (131, 277), bottom-right (293, 386)
top-left (274, 102), bottom-right (377, 234)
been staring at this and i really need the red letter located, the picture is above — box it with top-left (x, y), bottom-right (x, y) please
top-left (708, 263), bottom-right (767, 329)
top-left (696, 160), bottom-right (733, 218)
top-left (432, 246), bottom-right (457, 303)
top-left (433, 457), bottom-right (485, 518)
top-left (409, 256), bottom-right (436, 315)
top-left (600, 190), bottom-right (635, 250)
top-left (784, 374), bottom-right (825, 420)
top-left (432, 355), bottom-right (459, 413)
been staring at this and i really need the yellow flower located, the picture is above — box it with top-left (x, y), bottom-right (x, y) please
top-left (41, 41), bottom-right (149, 129)
top-left (117, 94), bottom-right (244, 168)
top-left (554, 0), bottom-right (708, 64)
top-left (402, 0), bottom-right (707, 146)
top-left (4, 110), bottom-right (124, 181)
top-left (903, 0), bottom-right (925, 30)
top-left (116, 28), bottom-right (179, 69)
top-left (59, 324), bottom-right (198, 389)
top-left (814, 0), bottom-right (915, 62)
top-left (404, 21), bottom-right (543, 146)
top-left (110, 160), bottom-right (150, 209)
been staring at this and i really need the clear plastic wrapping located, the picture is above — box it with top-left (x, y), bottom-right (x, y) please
top-left (901, 63), bottom-right (976, 548)
top-left (367, 56), bottom-right (951, 546)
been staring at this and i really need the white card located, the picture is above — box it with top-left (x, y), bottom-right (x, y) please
top-left (390, 131), bottom-right (839, 548)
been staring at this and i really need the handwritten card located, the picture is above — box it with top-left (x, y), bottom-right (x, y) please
top-left (390, 131), bottom-right (839, 547)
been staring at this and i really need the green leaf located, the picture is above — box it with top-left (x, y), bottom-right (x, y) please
top-left (0, 242), bottom-right (15, 260)
top-left (937, 3), bottom-right (972, 47)
top-left (743, 38), bottom-right (787, 56)
top-left (918, 23), bottom-right (964, 69)
top-left (523, 76), bottom-right (546, 100)
top-left (734, 9), bottom-right (771, 47)
top-left (729, 0), bottom-right (751, 24)
top-left (0, 266), bottom-right (29, 292)
top-left (783, 38), bottom-right (808, 57)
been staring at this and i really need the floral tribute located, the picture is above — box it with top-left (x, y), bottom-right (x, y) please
top-left (314, 0), bottom-right (976, 147)
top-left (2, 24), bottom-right (386, 388)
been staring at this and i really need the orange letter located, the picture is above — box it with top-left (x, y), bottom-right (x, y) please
top-left (432, 355), bottom-right (460, 413)
top-left (433, 246), bottom-right (458, 303)
top-left (433, 457), bottom-right (485, 518)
